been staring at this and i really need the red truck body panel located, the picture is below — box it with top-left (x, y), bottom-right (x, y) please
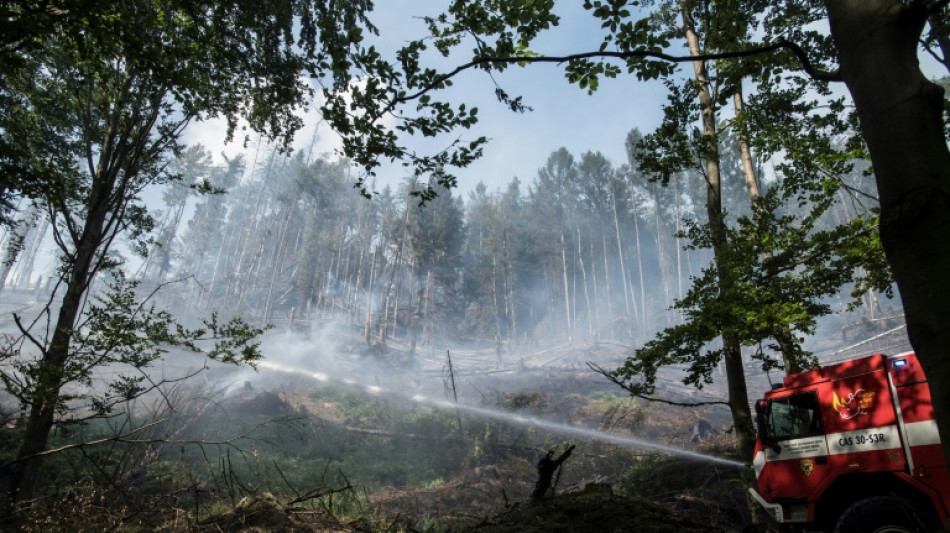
top-left (751, 352), bottom-right (950, 527)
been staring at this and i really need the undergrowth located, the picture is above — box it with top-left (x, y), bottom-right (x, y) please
top-left (0, 379), bottom-right (743, 532)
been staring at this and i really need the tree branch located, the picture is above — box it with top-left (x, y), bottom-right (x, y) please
top-left (920, 39), bottom-right (948, 71)
top-left (12, 313), bottom-right (46, 355)
top-left (2, 414), bottom-right (286, 471)
top-left (587, 362), bottom-right (729, 407)
top-left (388, 38), bottom-right (840, 114)
top-left (284, 483), bottom-right (354, 508)
top-left (2, 418), bottom-right (169, 465)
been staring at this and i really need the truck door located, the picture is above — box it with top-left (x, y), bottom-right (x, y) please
top-left (758, 390), bottom-right (830, 503)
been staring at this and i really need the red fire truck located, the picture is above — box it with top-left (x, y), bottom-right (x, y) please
top-left (749, 352), bottom-right (950, 532)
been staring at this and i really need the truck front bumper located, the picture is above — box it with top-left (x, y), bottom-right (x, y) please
top-left (748, 488), bottom-right (786, 523)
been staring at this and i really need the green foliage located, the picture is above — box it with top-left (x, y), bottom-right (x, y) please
top-left (0, 0), bottom-right (367, 503)
top-left (0, 0), bottom-right (382, 225)
top-left (304, 0), bottom-right (854, 209)
top-left (502, 392), bottom-right (545, 412)
top-left (0, 272), bottom-right (266, 419)
top-left (611, 174), bottom-right (890, 392)
top-left (617, 453), bottom-right (749, 524)
top-left (0, 370), bottom-right (743, 530)
top-left (598, 0), bottom-right (893, 402)
top-left (577, 393), bottom-right (645, 432)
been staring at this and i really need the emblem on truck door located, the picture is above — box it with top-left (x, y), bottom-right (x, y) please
top-left (832, 389), bottom-right (875, 420)
top-left (800, 459), bottom-right (814, 476)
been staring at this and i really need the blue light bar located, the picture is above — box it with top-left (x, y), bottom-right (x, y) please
top-left (892, 358), bottom-right (908, 368)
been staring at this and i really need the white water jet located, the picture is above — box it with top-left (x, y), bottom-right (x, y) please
top-left (258, 360), bottom-right (749, 469)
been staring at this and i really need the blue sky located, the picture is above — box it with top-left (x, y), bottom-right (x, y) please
top-left (182, 2), bottom-right (946, 199)
top-left (372, 1), bottom-right (672, 193)
top-left (184, 2), bottom-right (673, 196)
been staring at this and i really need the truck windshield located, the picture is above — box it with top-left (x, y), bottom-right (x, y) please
top-left (764, 392), bottom-right (823, 440)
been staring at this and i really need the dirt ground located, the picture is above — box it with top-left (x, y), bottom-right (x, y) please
top-left (467, 485), bottom-right (741, 533)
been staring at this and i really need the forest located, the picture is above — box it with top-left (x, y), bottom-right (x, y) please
top-left (0, 0), bottom-right (949, 531)
top-left (2, 130), bottom-right (888, 354)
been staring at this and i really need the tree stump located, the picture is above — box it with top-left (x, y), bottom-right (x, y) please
top-left (531, 444), bottom-right (576, 500)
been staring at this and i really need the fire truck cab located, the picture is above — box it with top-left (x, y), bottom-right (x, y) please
top-left (749, 352), bottom-right (950, 532)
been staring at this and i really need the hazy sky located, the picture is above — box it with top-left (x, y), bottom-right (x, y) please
top-left (182, 2), bottom-right (673, 196)
top-left (181, 2), bottom-right (947, 199)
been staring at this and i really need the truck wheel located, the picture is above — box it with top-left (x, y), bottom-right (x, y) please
top-left (833, 496), bottom-right (938, 533)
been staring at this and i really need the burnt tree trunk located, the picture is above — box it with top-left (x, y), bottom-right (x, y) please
top-left (531, 445), bottom-right (576, 500)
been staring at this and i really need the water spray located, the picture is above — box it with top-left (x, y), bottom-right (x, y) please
top-left (257, 360), bottom-right (749, 469)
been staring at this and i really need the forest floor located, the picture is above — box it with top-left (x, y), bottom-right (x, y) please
top-left (188, 468), bottom-right (755, 532)
top-left (172, 337), bottom-right (758, 532)
top-left (0, 290), bottom-right (911, 532)
top-left (2, 334), bottom-right (759, 532)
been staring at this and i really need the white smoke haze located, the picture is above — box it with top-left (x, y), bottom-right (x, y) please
top-left (214, 323), bottom-right (431, 401)
top-left (236, 325), bottom-right (750, 469)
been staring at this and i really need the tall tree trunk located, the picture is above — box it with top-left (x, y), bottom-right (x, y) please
top-left (560, 231), bottom-right (573, 343)
top-left (338, 230), bottom-right (353, 319)
top-left (683, 4), bottom-right (755, 460)
top-left (630, 186), bottom-right (647, 338)
top-left (825, 0), bottom-right (950, 466)
top-left (230, 151), bottom-right (277, 310)
top-left (350, 240), bottom-right (362, 323)
top-left (733, 88), bottom-right (801, 373)
top-left (6, 171), bottom-right (115, 505)
top-left (383, 206), bottom-right (410, 344)
top-left (205, 214), bottom-right (236, 310)
top-left (262, 207), bottom-right (294, 328)
top-left (156, 193), bottom-right (189, 283)
top-left (365, 243), bottom-right (379, 345)
top-left (589, 235), bottom-right (601, 336)
top-left (0, 241), bottom-right (16, 293)
top-left (3, 66), bottom-right (160, 505)
top-left (503, 230), bottom-right (518, 344)
top-left (236, 211), bottom-right (277, 316)
top-left (673, 173), bottom-right (684, 313)
top-left (612, 186), bottom-right (633, 333)
top-left (651, 182), bottom-right (675, 326)
top-left (602, 234), bottom-right (614, 339)
top-left (323, 223), bottom-right (343, 318)
top-left (226, 136), bottom-right (265, 300)
top-left (492, 253), bottom-right (504, 346)
top-left (352, 217), bottom-right (373, 324)
top-left (576, 225), bottom-right (593, 338)
top-left (400, 253), bottom-right (416, 339)
top-left (422, 270), bottom-right (432, 346)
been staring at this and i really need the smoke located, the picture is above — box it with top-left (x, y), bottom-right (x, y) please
top-left (253, 343), bottom-right (748, 469)
top-left (216, 321), bottom-right (442, 401)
